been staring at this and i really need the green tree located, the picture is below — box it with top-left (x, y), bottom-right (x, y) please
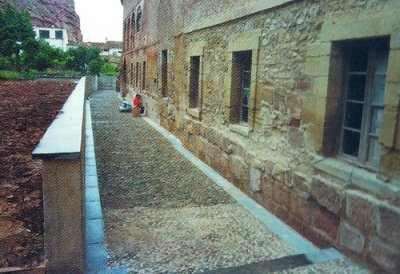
top-left (88, 58), bottom-right (104, 76)
top-left (65, 45), bottom-right (102, 73)
top-left (0, 4), bottom-right (35, 71)
top-left (23, 40), bottom-right (66, 71)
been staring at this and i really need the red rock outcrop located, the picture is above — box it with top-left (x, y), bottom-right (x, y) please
top-left (0, 0), bottom-right (82, 44)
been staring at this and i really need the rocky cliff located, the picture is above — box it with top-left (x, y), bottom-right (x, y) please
top-left (0, 0), bottom-right (82, 44)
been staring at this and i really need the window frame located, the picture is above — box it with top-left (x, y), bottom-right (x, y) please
top-left (231, 50), bottom-right (252, 124)
top-left (339, 38), bottom-right (389, 169)
top-left (142, 61), bottom-right (146, 91)
top-left (225, 29), bottom-right (260, 134)
top-left (161, 50), bottom-right (168, 97)
top-left (55, 30), bottom-right (63, 40)
top-left (39, 30), bottom-right (50, 39)
top-left (188, 55), bottom-right (201, 109)
top-left (136, 6), bottom-right (142, 33)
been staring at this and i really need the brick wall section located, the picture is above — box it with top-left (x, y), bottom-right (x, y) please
top-left (121, 0), bottom-right (400, 272)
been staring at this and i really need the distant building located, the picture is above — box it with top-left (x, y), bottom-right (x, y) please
top-left (84, 40), bottom-right (122, 63)
top-left (33, 26), bottom-right (69, 51)
top-left (101, 40), bottom-right (123, 58)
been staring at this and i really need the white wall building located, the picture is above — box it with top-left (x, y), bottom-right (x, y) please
top-left (33, 27), bottom-right (69, 51)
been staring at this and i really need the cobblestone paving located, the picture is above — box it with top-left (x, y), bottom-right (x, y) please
top-left (90, 90), bottom-right (370, 274)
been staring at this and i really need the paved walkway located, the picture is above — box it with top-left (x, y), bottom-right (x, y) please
top-left (89, 90), bottom-right (370, 273)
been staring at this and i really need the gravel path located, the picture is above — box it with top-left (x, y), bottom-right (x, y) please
top-left (90, 90), bottom-right (296, 273)
top-left (90, 90), bottom-right (370, 274)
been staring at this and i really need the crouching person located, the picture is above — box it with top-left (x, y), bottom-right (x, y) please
top-left (132, 94), bottom-right (145, 117)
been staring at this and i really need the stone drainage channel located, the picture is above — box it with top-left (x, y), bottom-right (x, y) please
top-left (84, 90), bottom-right (370, 274)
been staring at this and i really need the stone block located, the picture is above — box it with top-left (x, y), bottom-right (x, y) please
top-left (273, 182), bottom-right (291, 211)
top-left (250, 167), bottom-right (262, 192)
top-left (346, 190), bottom-right (379, 235)
top-left (377, 203), bottom-right (400, 246)
top-left (379, 109), bottom-right (397, 147)
top-left (245, 150), bottom-right (257, 165)
top-left (290, 194), bottom-right (312, 224)
top-left (288, 126), bottom-right (304, 148)
top-left (300, 95), bottom-right (327, 126)
top-left (312, 76), bottom-right (329, 98)
top-left (306, 42), bottom-right (332, 57)
top-left (397, 124), bottom-right (400, 151)
top-left (276, 205), bottom-right (289, 220)
top-left (271, 163), bottom-right (290, 184)
top-left (312, 205), bottom-right (340, 240)
top-left (203, 127), bottom-right (216, 145)
top-left (187, 118), bottom-right (201, 135)
top-left (304, 124), bottom-right (324, 153)
top-left (287, 94), bottom-right (301, 119)
top-left (368, 237), bottom-right (400, 273)
top-left (383, 82), bottom-right (400, 108)
top-left (293, 171), bottom-right (310, 198)
top-left (321, 16), bottom-right (397, 43)
top-left (261, 174), bottom-right (274, 201)
top-left (379, 147), bottom-right (400, 180)
top-left (339, 222), bottom-right (365, 254)
top-left (218, 135), bottom-right (234, 154)
top-left (310, 176), bottom-right (343, 215)
top-left (390, 32), bottom-right (400, 50)
top-left (305, 56), bottom-right (330, 77)
top-left (218, 151), bottom-right (230, 178)
top-left (386, 49), bottom-right (400, 83)
top-left (231, 155), bottom-right (248, 182)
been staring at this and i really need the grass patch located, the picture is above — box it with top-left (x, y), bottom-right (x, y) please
top-left (0, 69), bottom-right (83, 80)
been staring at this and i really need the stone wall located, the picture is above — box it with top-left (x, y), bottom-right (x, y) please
top-left (121, 0), bottom-right (400, 272)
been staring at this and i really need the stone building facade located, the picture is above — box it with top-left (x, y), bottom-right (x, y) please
top-left (120, 0), bottom-right (400, 272)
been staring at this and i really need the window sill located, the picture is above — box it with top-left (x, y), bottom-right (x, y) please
top-left (314, 156), bottom-right (400, 202)
top-left (187, 108), bottom-right (201, 119)
top-left (229, 123), bottom-right (249, 137)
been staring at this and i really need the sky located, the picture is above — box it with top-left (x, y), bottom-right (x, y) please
top-left (75, 0), bottom-right (123, 43)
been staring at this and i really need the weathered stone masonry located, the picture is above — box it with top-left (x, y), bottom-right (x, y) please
top-left (120, 0), bottom-right (400, 272)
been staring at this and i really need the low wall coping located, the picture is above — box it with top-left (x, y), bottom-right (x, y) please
top-left (33, 77), bottom-right (86, 160)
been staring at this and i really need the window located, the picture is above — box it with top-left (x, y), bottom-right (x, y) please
top-left (136, 62), bottom-right (139, 88)
top-left (130, 63), bottom-right (134, 85)
top-left (136, 6), bottom-right (142, 32)
top-left (55, 30), bottom-right (63, 40)
top-left (189, 56), bottom-right (201, 108)
top-left (39, 30), bottom-right (50, 39)
top-left (131, 13), bottom-right (135, 49)
top-left (231, 51), bottom-right (252, 123)
top-left (161, 50), bottom-right (168, 97)
top-left (142, 61), bottom-right (146, 90)
top-left (340, 38), bottom-right (389, 168)
top-left (123, 22), bottom-right (127, 50)
top-left (127, 18), bottom-right (131, 49)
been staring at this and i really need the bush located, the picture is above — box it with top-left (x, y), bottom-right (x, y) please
top-left (0, 56), bottom-right (14, 70)
top-left (87, 59), bottom-right (104, 76)
top-left (0, 70), bottom-right (39, 80)
top-left (22, 40), bottom-right (66, 71)
top-left (100, 62), bottom-right (118, 76)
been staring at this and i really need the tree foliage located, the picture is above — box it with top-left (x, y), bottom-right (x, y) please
top-left (65, 45), bottom-right (102, 73)
top-left (22, 40), bottom-right (67, 71)
top-left (0, 4), bottom-right (115, 76)
top-left (0, 4), bottom-right (35, 70)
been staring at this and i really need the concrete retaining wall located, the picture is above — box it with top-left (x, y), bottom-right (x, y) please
top-left (98, 76), bottom-right (117, 90)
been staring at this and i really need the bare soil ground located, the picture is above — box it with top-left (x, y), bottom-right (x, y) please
top-left (0, 79), bottom-right (76, 268)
